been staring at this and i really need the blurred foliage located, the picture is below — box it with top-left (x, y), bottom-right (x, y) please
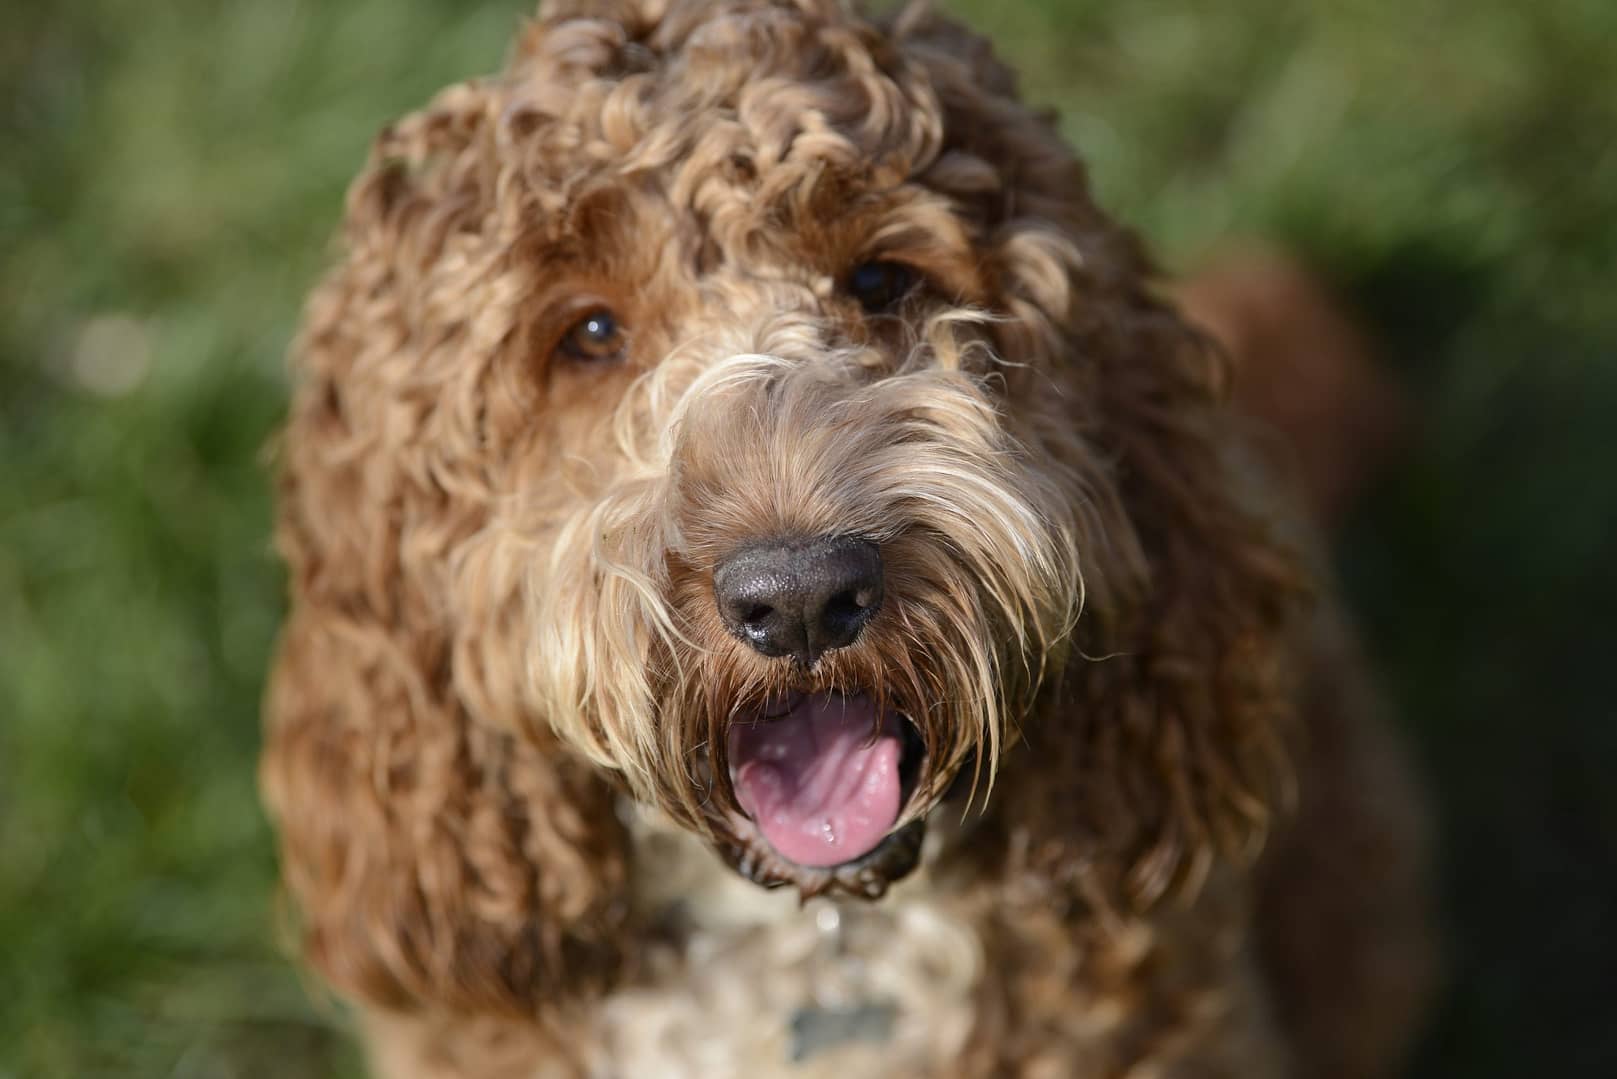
top-left (2, 0), bottom-right (1614, 1075)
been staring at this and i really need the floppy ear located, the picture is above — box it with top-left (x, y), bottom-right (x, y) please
top-left (995, 280), bottom-right (1309, 912)
top-left (263, 606), bottom-right (627, 1016)
top-left (260, 83), bottom-right (629, 1017)
top-left (886, 8), bottom-right (1308, 911)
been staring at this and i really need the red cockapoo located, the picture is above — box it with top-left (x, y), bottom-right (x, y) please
top-left (263, 2), bottom-right (1434, 1075)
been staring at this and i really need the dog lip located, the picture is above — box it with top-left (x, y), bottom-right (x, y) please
top-left (725, 813), bottom-right (929, 896)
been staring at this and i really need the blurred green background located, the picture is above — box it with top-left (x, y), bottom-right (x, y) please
top-left (3, 1), bottom-right (1614, 1075)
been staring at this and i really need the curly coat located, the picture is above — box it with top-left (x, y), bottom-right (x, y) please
top-left (262, 2), bottom-right (1434, 1075)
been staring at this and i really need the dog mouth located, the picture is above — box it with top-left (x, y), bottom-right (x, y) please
top-left (725, 691), bottom-right (926, 875)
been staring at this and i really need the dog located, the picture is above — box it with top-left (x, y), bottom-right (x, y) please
top-left (261, 2), bottom-right (1434, 1075)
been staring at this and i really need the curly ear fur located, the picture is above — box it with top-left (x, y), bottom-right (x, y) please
top-left (891, 8), bottom-right (1310, 911)
top-left (1067, 291), bottom-right (1307, 908)
top-left (263, 613), bottom-right (625, 1015)
top-left (966, 281), bottom-right (1307, 914)
top-left (260, 80), bottom-right (630, 1017)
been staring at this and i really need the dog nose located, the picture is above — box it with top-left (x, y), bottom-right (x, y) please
top-left (713, 535), bottom-right (884, 666)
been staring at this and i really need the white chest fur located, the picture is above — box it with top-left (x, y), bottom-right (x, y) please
top-left (590, 805), bottom-right (984, 1078)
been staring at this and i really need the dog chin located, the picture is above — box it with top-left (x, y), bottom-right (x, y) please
top-left (722, 810), bottom-right (930, 899)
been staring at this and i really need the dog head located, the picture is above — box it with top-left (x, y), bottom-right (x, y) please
top-left (265, 0), bottom-right (1305, 1015)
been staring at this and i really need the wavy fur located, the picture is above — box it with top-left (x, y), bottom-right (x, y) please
top-left (262, 2), bottom-right (1432, 1075)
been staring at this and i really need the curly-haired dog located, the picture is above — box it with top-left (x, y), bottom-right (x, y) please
top-left (262, 2), bottom-right (1434, 1075)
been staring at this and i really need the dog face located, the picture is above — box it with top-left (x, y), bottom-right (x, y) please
top-left (434, 0), bottom-right (1130, 896)
top-left (268, 0), bottom-right (1304, 1011)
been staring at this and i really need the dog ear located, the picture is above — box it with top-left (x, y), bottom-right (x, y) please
top-left (887, 9), bottom-right (1308, 912)
top-left (261, 90), bottom-right (630, 1017)
top-left (263, 605), bottom-right (627, 1017)
top-left (1094, 290), bottom-right (1308, 905)
top-left (994, 280), bottom-right (1310, 913)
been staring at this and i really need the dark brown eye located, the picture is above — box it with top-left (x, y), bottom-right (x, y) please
top-left (845, 260), bottom-right (919, 313)
top-left (559, 308), bottom-right (627, 363)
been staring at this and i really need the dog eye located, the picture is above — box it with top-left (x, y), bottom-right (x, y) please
top-left (558, 308), bottom-right (628, 363)
top-left (845, 260), bottom-right (919, 313)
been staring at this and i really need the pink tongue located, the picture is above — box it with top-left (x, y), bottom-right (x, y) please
top-left (728, 693), bottom-right (904, 868)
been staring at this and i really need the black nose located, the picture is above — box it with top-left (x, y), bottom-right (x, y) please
top-left (713, 535), bottom-right (884, 666)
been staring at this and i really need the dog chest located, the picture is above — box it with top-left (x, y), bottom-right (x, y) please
top-left (598, 805), bottom-right (982, 1077)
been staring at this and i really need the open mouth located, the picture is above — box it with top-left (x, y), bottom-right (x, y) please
top-left (726, 691), bottom-right (926, 871)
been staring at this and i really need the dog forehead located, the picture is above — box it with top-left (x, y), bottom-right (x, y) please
top-left (510, 0), bottom-right (939, 177)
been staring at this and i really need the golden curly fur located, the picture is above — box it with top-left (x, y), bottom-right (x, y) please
top-left (261, 2), bottom-right (1434, 1075)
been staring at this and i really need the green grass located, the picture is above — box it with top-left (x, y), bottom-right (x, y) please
top-left (3, 1), bottom-right (1614, 1074)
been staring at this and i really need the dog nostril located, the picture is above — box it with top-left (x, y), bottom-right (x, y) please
top-left (742, 604), bottom-right (774, 627)
top-left (822, 590), bottom-right (867, 627)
